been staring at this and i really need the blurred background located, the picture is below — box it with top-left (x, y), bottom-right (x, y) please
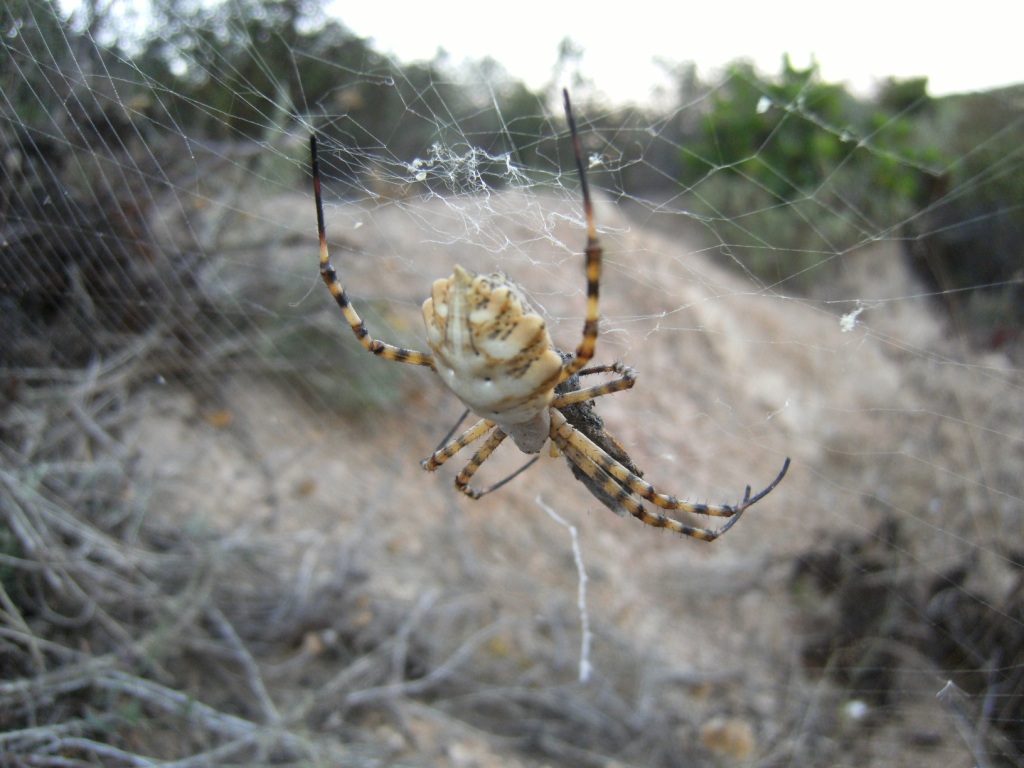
top-left (2, 0), bottom-right (1022, 765)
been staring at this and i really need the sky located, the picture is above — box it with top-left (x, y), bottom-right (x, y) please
top-left (328, 0), bottom-right (1021, 103)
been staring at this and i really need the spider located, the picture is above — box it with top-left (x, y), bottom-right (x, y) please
top-left (311, 90), bottom-right (790, 541)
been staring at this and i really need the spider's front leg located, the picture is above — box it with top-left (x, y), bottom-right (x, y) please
top-left (311, 135), bottom-right (435, 367)
top-left (558, 89), bottom-right (603, 382)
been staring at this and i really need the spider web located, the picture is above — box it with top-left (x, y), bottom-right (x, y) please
top-left (3, 0), bottom-right (1023, 765)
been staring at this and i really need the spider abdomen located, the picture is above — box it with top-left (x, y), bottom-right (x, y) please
top-left (423, 265), bottom-right (563, 452)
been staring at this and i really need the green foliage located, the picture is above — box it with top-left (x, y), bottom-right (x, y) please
top-left (138, 0), bottom-right (381, 140)
top-left (676, 57), bottom-right (948, 289)
top-left (680, 57), bottom-right (855, 202)
top-left (904, 87), bottom-right (1024, 336)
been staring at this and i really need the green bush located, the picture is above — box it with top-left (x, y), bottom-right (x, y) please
top-left (678, 57), bottom-right (946, 289)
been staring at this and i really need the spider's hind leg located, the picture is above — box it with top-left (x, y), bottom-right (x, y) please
top-left (552, 424), bottom-right (723, 539)
top-left (550, 409), bottom-right (789, 540)
top-left (567, 444), bottom-right (642, 518)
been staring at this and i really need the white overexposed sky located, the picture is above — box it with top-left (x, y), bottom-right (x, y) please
top-left (329, 0), bottom-right (1021, 103)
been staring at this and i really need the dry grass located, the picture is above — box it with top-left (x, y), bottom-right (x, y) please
top-left (0, 340), bottom-right (731, 767)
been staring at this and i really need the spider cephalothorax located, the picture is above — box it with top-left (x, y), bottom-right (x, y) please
top-left (312, 89), bottom-right (789, 540)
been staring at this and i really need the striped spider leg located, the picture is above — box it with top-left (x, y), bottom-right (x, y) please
top-left (549, 413), bottom-right (790, 541)
top-left (421, 352), bottom-right (639, 499)
top-left (312, 133), bottom-right (435, 368)
top-left (313, 89), bottom-right (789, 539)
